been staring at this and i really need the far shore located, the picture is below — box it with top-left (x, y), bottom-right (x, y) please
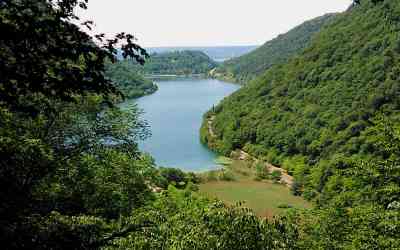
top-left (144, 73), bottom-right (206, 79)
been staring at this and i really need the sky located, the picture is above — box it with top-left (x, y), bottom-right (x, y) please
top-left (78, 0), bottom-right (353, 47)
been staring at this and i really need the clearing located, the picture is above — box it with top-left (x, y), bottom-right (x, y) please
top-left (199, 158), bottom-right (312, 218)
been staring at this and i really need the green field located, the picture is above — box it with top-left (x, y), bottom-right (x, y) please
top-left (199, 159), bottom-right (311, 218)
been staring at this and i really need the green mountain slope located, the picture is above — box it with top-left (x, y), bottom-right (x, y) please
top-left (105, 61), bottom-right (158, 99)
top-left (203, 0), bottom-right (400, 203)
top-left (133, 50), bottom-right (218, 76)
top-left (210, 14), bottom-right (336, 84)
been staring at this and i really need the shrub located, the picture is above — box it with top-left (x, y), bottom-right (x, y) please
top-left (219, 170), bottom-right (236, 181)
top-left (185, 182), bottom-right (199, 192)
top-left (255, 162), bottom-right (269, 180)
top-left (206, 171), bottom-right (219, 182)
top-left (271, 170), bottom-right (282, 182)
top-left (291, 181), bottom-right (303, 196)
top-left (160, 168), bottom-right (186, 185)
top-left (277, 203), bottom-right (293, 209)
top-left (186, 172), bottom-right (201, 184)
top-left (253, 176), bottom-right (263, 182)
top-left (303, 188), bottom-right (317, 201)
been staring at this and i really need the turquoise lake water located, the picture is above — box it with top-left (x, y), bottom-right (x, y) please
top-left (126, 78), bottom-right (239, 172)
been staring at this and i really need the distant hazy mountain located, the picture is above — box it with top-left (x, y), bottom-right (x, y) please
top-left (146, 46), bottom-right (258, 62)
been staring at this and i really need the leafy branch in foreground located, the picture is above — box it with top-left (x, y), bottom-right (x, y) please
top-left (0, 0), bottom-right (148, 113)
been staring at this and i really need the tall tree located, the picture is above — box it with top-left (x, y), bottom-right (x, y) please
top-left (0, 0), bottom-right (148, 113)
top-left (0, 1), bottom-right (153, 249)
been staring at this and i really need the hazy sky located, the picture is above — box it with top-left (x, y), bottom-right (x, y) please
top-left (79, 0), bottom-right (353, 47)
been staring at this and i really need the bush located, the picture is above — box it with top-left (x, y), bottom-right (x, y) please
top-left (291, 181), bottom-right (303, 196)
top-left (185, 182), bottom-right (199, 192)
top-left (186, 172), bottom-right (201, 184)
top-left (219, 170), bottom-right (236, 181)
top-left (206, 171), bottom-right (219, 182)
top-left (255, 162), bottom-right (269, 180)
top-left (277, 203), bottom-right (293, 209)
top-left (253, 176), bottom-right (263, 182)
top-left (160, 168), bottom-right (186, 185)
top-left (266, 149), bottom-right (282, 166)
top-left (303, 188), bottom-right (317, 201)
top-left (271, 170), bottom-right (282, 182)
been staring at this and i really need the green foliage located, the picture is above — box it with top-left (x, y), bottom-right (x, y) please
top-left (51, 148), bottom-right (154, 219)
top-left (0, 94), bottom-right (157, 248)
top-left (206, 170), bottom-right (219, 182)
top-left (218, 170), bottom-right (237, 181)
top-left (158, 167), bottom-right (186, 187)
top-left (2, 0), bottom-right (399, 249)
top-left (106, 187), bottom-right (298, 250)
top-left (271, 170), bottom-right (282, 182)
top-left (0, 0), bottom-right (147, 112)
top-left (211, 13), bottom-right (336, 84)
top-left (291, 181), bottom-right (303, 196)
top-left (203, 1), bottom-right (400, 248)
top-left (131, 50), bottom-right (218, 76)
top-left (105, 60), bottom-right (158, 99)
top-left (255, 161), bottom-right (269, 180)
top-left (277, 204), bottom-right (293, 209)
top-left (0, 1), bottom-right (154, 248)
top-left (208, 0), bottom-right (400, 205)
top-left (288, 204), bottom-right (400, 249)
top-left (156, 167), bottom-right (201, 189)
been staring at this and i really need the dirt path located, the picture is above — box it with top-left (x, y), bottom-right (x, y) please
top-left (234, 150), bottom-right (294, 188)
top-left (207, 116), bottom-right (216, 138)
top-left (265, 162), bottom-right (294, 187)
top-left (207, 116), bottom-right (294, 188)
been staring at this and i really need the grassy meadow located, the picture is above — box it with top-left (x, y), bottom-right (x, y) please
top-left (199, 157), bottom-right (311, 217)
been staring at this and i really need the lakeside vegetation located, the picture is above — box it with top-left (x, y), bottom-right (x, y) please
top-left (210, 14), bottom-right (336, 84)
top-left (105, 60), bottom-right (158, 99)
top-left (146, 46), bottom-right (258, 62)
top-left (131, 50), bottom-right (218, 76)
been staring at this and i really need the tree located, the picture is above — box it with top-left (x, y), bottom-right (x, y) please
top-left (0, 0), bottom-right (148, 113)
top-left (0, 1), bottom-right (154, 248)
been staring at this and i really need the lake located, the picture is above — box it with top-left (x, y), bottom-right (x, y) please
top-left (125, 78), bottom-right (239, 172)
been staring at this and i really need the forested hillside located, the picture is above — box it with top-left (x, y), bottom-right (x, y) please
top-left (202, 2), bottom-right (400, 247)
top-left (132, 50), bottom-right (218, 76)
top-left (210, 14), bottom-right (336, 84)
top-left (204, 0), bottom-right (400, 205)
top-left (105, 61), bottom-right (158, 99)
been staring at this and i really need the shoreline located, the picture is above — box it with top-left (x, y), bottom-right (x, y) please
top-left (144, 73), bottom-right (207, 79)
top-left (200, 115), bottom-right (294, 188)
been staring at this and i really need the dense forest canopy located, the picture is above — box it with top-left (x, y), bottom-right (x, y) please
top-left (203, 0), bottom-right (400, 247)
top-left (105, 61), bottom-right (158, 99)
top-left (131, 50), bottom-right (218, 76)
top-left (204, 0), bottom-right (400, 212)
top-left (210, 14), bottom-right (336, 84)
